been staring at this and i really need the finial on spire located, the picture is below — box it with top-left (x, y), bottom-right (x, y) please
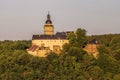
top-left (47, 11), bottom-right (50, 20)
top-left (45, 11), bottom-right (52, 24)
top-left (48, 11), bottom-right (50, 15)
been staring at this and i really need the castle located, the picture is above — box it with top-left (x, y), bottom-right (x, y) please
top-left (27, 13), bottom-right (69, 57)
top-left (27, 13), bottom-right (99, 57)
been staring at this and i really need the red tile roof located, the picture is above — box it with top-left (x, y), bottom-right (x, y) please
top-left (27, 45), bottom-right (39, 52)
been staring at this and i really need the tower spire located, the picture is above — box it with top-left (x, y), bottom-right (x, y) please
top-left (46, 12), bottom-right (52, 24)
top-left (48, 11), bottom-right (49, 15)
top-left (47, 11), bottom-right (50, 20)
top-left (44, 12), bottom-right (54, 35)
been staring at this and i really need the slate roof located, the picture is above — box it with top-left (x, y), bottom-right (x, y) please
top-left (32, 32), bottom-right (67, 40)
top-left (88, 39), bottom-right (98, 44)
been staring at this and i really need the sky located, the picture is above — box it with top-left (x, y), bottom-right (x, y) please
top-left (0, 0), bottom-right (120, 40)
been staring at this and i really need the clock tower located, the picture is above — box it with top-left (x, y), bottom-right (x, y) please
top-left (44, 13), bottom-right (54, 35)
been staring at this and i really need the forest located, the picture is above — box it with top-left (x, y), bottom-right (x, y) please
top-left (0, 28), bottom-right (120, 80)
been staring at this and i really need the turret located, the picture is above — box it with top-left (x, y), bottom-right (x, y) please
top-left (44, 13), bottom-right (54, 35)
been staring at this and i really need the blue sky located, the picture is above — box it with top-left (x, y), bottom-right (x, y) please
top-left (0, 0), bottom-right (120, 40)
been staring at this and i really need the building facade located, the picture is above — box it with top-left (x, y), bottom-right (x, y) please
top-left (27, 13), bottom-right (69, 57)
top-left (27, 13), bottom-right (99, 57)
top-left (83, 39), bottom-right (99, 58)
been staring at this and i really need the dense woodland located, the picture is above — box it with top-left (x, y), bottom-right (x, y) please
top-left (0, 28), bottom-right (120, 80)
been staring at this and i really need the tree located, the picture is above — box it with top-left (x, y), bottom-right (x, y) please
top-left (68, 47), bottom-right (86, 61)
top-left (89, 66), bottom-right (104, 80)
top-left (113, 74), bottom-right (120, 80)
top-left (67, 28), bottom-right (87, 48)
top-left (100, 72), bottom-right (113, 80)
top-left (109, 37), bottom-right (120, 58)
top-left (62, 43), bottom-right (71, 52)
top-left (75, 28), bottom-right (87, 48)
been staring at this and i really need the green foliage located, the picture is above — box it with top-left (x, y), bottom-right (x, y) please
top-left (109, 36), bottom-right (120, 58)
top-left (62, 43), bottom-right (71, 52)
top-left (113, 74), bottom-right (120, 80)
top-left (68, 47), bottom-right (86, 61)
top-left (0, 33), bottom-right (120, 79)
top-left (67, 28), bottom-right (87, 48)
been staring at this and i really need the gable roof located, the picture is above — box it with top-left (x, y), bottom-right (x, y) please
top-left (27, 45), bottom-right (39, 52)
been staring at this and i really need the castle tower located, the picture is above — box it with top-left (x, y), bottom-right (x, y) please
top-left (44, 13), bottom-right (54, 35)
